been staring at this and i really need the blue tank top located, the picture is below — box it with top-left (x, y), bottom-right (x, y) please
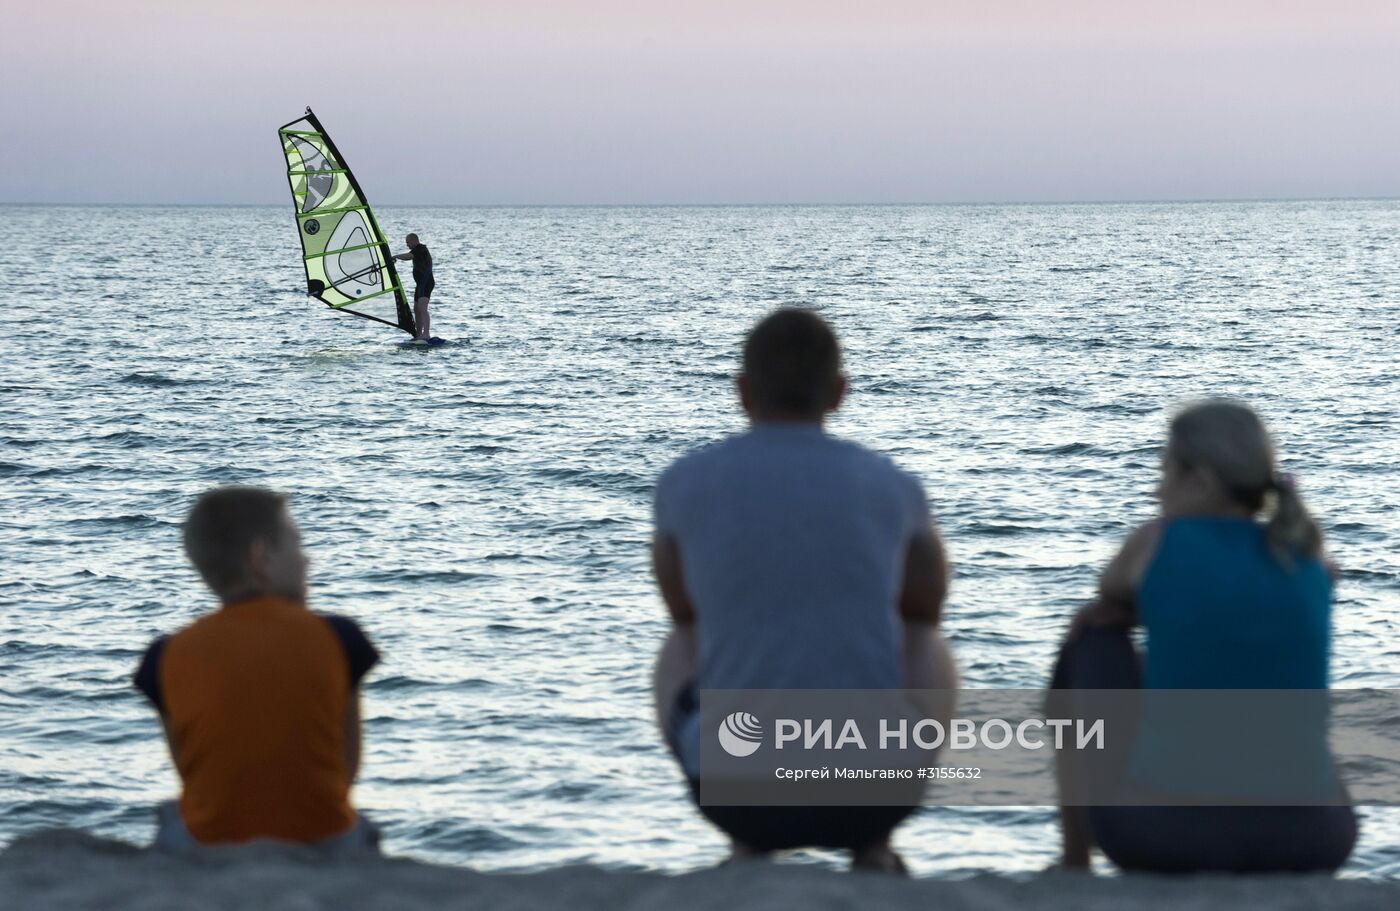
top-left (1138, 516), bottom-right (1331, 690)
top-left (1128, 516), bottom-right (1338, 800)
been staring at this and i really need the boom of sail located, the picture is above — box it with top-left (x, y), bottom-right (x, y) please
top-left (278, 108), bottom-right (415, 334)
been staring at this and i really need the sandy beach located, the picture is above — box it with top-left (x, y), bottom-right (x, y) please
top-left (3, 829), bottom-right (1396, 911)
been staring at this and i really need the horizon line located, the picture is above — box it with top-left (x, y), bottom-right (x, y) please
top-left (2, 194), bottom-right (1398, 209)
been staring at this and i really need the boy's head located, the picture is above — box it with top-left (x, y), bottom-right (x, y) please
top-left (739, 308), bottom-right (846, 422)
top-left (183, 486), bottom-right (307, 603)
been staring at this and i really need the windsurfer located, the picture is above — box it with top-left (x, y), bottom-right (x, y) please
top-left (394, 233), bottom-right (434, 339)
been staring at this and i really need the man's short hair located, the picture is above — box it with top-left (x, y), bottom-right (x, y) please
top-left (183, 486), bottom-right (288, 594)
top-left (741, 308), bottom-right (842, 419)
top-left (406, 233), bottom-right (419, 243)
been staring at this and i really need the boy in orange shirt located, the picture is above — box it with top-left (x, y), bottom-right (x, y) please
top-left (134, 486), bottom-right (379, 852)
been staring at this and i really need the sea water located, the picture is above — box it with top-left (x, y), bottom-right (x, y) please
top-left (1, 202), bottom-right (1397, 877)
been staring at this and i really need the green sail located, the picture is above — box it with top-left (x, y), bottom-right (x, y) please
top-left (278, 108), bottom-right (415, 335)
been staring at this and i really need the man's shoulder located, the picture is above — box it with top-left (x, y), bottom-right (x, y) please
top-left (664, 431), bottom-right (911, 473)
top-left (660, 432), bottom-right (746, 475)
top-left (654, 434), bottom-right (750, 507)
top-left (824, 432), bottom-right (914, 471)
top-left (826, 435), bottom-right (927, 502)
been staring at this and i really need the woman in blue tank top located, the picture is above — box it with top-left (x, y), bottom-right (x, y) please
top-left (1049, 400), bottom-right (1356, 874)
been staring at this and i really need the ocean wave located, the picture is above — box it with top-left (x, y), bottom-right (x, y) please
top-left (117, 373), bottom-right (197, 387)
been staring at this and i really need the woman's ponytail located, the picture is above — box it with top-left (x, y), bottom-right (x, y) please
top-left (1266, 474), bottom-right (1323, 565)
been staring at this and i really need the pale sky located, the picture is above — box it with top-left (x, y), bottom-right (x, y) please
top-left (2, 1), bottom-right (1398, 204)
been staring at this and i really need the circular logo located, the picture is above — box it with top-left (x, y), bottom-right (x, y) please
top-left (717, 712), bottom-right (763, 757)
top-left (305, 219), bottom-right (320, 235)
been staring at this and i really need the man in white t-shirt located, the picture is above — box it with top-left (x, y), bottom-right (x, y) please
top-left (651, 307), bottom-right (957, 872)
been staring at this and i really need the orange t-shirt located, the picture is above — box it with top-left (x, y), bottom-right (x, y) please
top-left (134, 597), bottom-right (378, 844)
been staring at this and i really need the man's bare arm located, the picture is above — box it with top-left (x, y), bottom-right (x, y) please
top-left (898, 523), bottom-right (950, 625)
top-left (652, 534), bottom-right (696, 626)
